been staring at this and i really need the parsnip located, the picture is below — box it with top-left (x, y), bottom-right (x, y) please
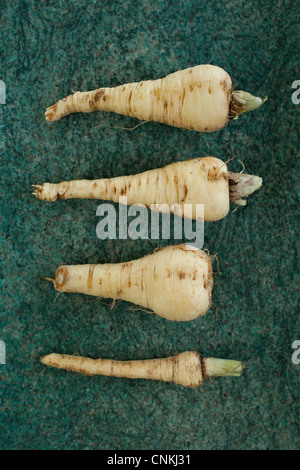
top-left (33, 157), bottom-right (262, 221)
top-left (45, 65), bottom-right (266, 131)
top-left (47, 244), bottom-right (213, 321)
top-left (41, 351), bottom-right (244, 388)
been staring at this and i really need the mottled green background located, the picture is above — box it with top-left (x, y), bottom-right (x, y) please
top-left (0, 0), bottom-right (299, 450)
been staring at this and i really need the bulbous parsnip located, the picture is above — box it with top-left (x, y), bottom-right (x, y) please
top-left (45, 65), bottom-right (266, 131)
top-left (33, 157), bottom-right (262, 221)
top-left (47, 244), bottom-right (213, 322)
top-left (41, 351), bottom-right (244, 388)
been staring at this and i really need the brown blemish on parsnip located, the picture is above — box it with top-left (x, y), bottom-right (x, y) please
top-left (200, 355), bottom-right (207, 380)
top-left (55, 267), bottom-right (69, 290)
top-left (221, 79), bottom-right (227, 90)
top-left (176, 246), bottom-right (188, 252)
top-left (128, 90), bottom-right (133, 113)
top-left (206, 256), bottom-right (214, 305)
top-left (182, 184), bottom-right (188, 202)
top-left (87, 265), bottom-right (96, 290)
top-left (182, 89), bottom-right (186, 106)
top-left (57, 182), bottom-right (70, 199)
top-left (94, 90), bottom-right (105, 102)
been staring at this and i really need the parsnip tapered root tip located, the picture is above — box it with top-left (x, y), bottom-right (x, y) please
top-left (48, 244), bottom-right (214, 322)
top-left (229, 173), bottom-right (263, 206)
top-left (32, 185), bottom-right (43, 199)
top-left (41, 352), bottom-right (244, 388)
top-left (33, 157), bottom-right (262, 221)
top-left (44, 65), bottom-right (266, 131)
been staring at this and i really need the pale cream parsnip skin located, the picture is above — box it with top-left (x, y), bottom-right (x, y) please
top-left (41, 352), bottom-right (244, 388)
top-left (45, 65), bottom-right (232, 132)
top-left (51, 244), bottom-right (213, 322)
top-left (34, 157), bottom-right (230, 221)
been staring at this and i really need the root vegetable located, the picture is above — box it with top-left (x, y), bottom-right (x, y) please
top-left (45, 65), bottom-right (266, 131)
top-left (47, 244), bottom-right (213, 322)
top-left (41, 351), bottom-right (244, 388)
top-left (33, 157), bottom-right (262, 221)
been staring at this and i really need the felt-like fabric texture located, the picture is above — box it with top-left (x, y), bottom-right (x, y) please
top-left (0, 0), bottom-right (299, 450)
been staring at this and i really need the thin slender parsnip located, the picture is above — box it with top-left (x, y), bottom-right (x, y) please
top-left (41, 351), bottom-right (244, 388)
top-left (33, 157), bottom-right (262, 221)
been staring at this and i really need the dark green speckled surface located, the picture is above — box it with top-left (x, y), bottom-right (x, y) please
top-left (0, 0), bottom-right (299, 450)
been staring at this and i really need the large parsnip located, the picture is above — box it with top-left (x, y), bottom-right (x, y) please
top-left (45, 65), bottom-right (266, 131)
top-left (47, 244), bottom-right (213, 322)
